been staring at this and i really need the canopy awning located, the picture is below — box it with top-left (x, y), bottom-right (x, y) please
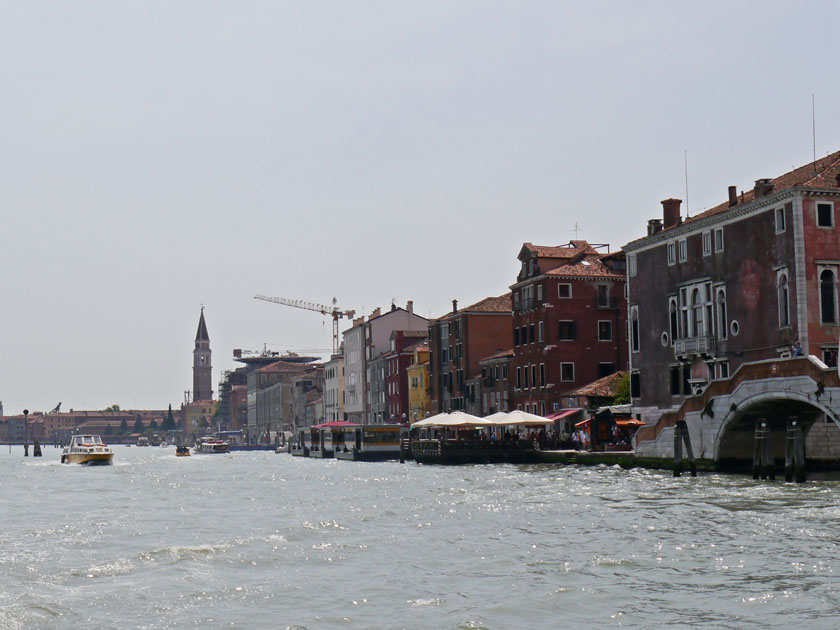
top-left (546, 407), bottom-right (583, 421)
top-left (487, 409), bottom-right (555, 426)
top-left (312, 421), bottom-right (360, 429)
top-left (411, 411), bottom-right (488, 428)
top-left (615, 419), bottom-right (645, 428)
top-left (574, 418), bottom-right (592, 428)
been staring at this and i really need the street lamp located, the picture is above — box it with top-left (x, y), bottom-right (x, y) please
top-left (23, 409), bottom-right (29, 456)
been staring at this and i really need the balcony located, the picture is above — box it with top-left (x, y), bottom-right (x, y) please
top-left (514, 298), bottom-right (535, 313)
top-left (674, 336), bottom-right (716, 358)
top-left (595, 296), bottom-right (620, 309)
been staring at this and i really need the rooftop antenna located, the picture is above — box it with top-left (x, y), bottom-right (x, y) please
top-left (812, 93), bottom-right (817, 176)
top-left (572, 222), bottom-right (582, 239)
top-left (684, 150), bottom-right (690, 218)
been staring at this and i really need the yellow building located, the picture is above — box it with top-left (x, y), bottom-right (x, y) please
top-left (406, 342), bottom-right (430, 423)
top-left (182, 400), bottom-right (218, 436)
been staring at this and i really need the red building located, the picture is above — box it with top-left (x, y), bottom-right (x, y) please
top-left (428, 294), bottom-right (513, 414)
top-left (384, 330), bottom-right (428, 422)
top-left (624, 150), bottom-right (840, 422)
top-left (510, 241), bottom-right (627, 416)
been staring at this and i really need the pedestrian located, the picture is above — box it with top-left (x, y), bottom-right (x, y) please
top-left (793, 340), bottom-right (803, 357)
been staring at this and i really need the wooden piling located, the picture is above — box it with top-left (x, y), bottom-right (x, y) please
top-left (762, 422), bottom-right (775, 480)
top-left (794, 423), bottom-right (806, 483)
top-left (752, 420), bottom-right (762, 480)
top-left (673, 423), bottom-right (683, 477)
top-left (784, 419), bottom-right (795, 482)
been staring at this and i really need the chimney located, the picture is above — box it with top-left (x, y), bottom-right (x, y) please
top-left (371, 307), bottom-right (381, 318)
top-left (661, 198), bottom-right (682, 229)
top-left (407, 300), bottom-right (414, 315)
top-left (452, 299), bottom-right (458, 314)
top-left (728, 186), bottom-right (737, 207)
top-left (647, 219), bottom-right (663, 236)
top-left (754, 178), bottom-right (774, 199)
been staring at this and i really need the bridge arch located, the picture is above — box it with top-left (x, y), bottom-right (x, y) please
top-left (713, 389), bottom-right (836, 462)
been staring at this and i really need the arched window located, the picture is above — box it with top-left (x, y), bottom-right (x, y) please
top-left (692, 288), bottom-right (704, 337)
top-left (821, 269), bottom-right (837, 324)
top-left (778, 273), bottom-right (790, 327)
top-left (630, 306), bottom-right (640, 352)
top-left (669, 298), bottom-right (679, 342)
top-left (717, 289), bottom-right (727, 339)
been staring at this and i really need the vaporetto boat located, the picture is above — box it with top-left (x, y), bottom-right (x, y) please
top-left (61, 435), bottom-right (114, 465)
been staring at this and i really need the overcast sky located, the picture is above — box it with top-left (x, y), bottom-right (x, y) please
top-left (2, 1), bottom-right (839, 415)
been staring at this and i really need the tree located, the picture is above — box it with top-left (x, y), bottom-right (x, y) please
top-left (161, 404), bottom-right (176, 432)
top-left (104, 404), bottom-right (120, 412)
top-left (150, 418), bottom-right (158, 431)
top-left (133, 416), bottom-right (144, 433)
top-left (120, 418), bottom-right (129, 434)
top-left (613, 372), bottom-right (631, 405)
top-left (104, 425), bottom-right (113, 435)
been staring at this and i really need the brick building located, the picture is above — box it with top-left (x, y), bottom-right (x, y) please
top-left (510, 241), bottom-right (627, 416)
top-left (428, 294), bottom-right (512, 414)
top-left (623, 150), bottom-right (840, 422)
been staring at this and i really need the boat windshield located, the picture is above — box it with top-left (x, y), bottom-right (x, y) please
top-left (76, 436), bottom-right (102, 444)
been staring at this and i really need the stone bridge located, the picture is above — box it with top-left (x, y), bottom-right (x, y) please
top-left (634, 357), bottom-right (840, 465)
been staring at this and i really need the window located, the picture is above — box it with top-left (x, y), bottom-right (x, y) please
top-left (716, 287), bottom-right (727, 340)
top-left (670, 365), bottom-right (682, 396)
top-left (678, 238), bottom-right (687, 262)
top-left (702, 231), bottom-right (712, 256)
top-left (597, 285), bottom-right (609, 307)
top-left (521, 326), bottom-right (527, 344)
top-left (560, 363), bottom-right (575, 382)
top-left (598, 363), bottom-right (615, 378)
top-left (514, 328), bottom-right (520, 347)
top-left (820, 268), bottom-right (837, 323)
top-left (529, 323), bottom-right (535, 344)
top-left (630, 306), bottom-right (640, 352)
top-left (678, 281), bottom-right (714, 338)
top-left (669, 297), bottom-right (679, 343)
top-left (630, 372), bottom-right (641, 398)
top-left (778, 271), bottom-right (790, 328)
top-left (539, 363), bottom-right (545, 387)
top-left (775, 207), bottom-right (786, 233)
top-left (558, 321), bottom-right (576, 340)
top-left (667, 242), bottom-right (676, 265)
top-left (628, 254), bottom-right (637, 277)
top-left (817, 202), bottom-right (834, 228)
top-left (558, 283), bottom-right (572, 298)
top-left (537, 284), bottom-right (543, 302)
top-left (598, 320), bottom-right (612, 341)
top-left (524, 365), bottom-right (529, 388)
top-left (538, 321), bottom-right (544, 343)
top-left (516, 367), bottom-right (522, 389)
top-left (714, 227), bottom-right (724, 252)
top-left (531, 365), bottom-right (536, 388)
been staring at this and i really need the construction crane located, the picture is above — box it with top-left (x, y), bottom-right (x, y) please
top-left (254, 295), bottom-right (356, 355)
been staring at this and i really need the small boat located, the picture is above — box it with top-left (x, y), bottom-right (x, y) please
top-left (193, 437), bottom-right (230, 454)
top-left (61, 435), bottom-right (114, 465)
top-left (175, 445), bottom-right (191, 457)
top-left (137, 437), bottom-right (149, 447)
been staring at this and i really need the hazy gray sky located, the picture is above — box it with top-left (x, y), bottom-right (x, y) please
top-left (2, 1), bottom-right (838, 415)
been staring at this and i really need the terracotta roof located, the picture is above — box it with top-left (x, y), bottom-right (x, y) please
top-left (257, 360), bottom-right (312, 374)
top-left (564, 371), bottom-right (626, 397)
top-left (437, 293), bottom-right (512, 319)
top-left (661, 149), bottom-right (840, 234)
top-left (521, 241), bottom-right (598, 259)
top-left (480, 348), bottom-right (515, 362)
top-left (544, 253), bottom-right (625, 280)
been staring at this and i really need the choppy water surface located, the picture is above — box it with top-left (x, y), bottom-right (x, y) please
top-left (1, 447), bottom-right (838, 629)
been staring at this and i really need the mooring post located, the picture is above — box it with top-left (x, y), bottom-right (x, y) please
top-left (679, 421), bottom-right (697, 477)
top-left (785, 419), bottom-right (795, 482)
top-left (762, 421), bottom-right (775, 480)
top-left (673, 423), bottom-right (683, 477)
top-left (752, 419), bottom-right (763, 480)
top-left (33, 439), bottom-right (42, 457)
top-left (794, 423), bottom-right (806, 483)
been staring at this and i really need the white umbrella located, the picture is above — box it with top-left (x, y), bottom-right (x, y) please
top-left (410, 411), bottom-right (488, 428)
top-left (488, 409), bottom-right (555, 426)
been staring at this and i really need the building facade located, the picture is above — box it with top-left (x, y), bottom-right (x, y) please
top-left (510, 241), bottom-right (627, 416)
top-left (406, 342), bottom-right (430, 422)
top-left (428, 294), bottom-right (512, 415)
top-left (624, 151), bottom-right (840, 423)
top-left (324, 353), bottom-right (345, 423)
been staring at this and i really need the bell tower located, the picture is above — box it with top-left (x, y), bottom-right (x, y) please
top-left (193, 307), bottom-right (213, 401)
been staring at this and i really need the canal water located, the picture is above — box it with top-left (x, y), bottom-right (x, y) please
top-left (1, 446), bottom-right (838, 629)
